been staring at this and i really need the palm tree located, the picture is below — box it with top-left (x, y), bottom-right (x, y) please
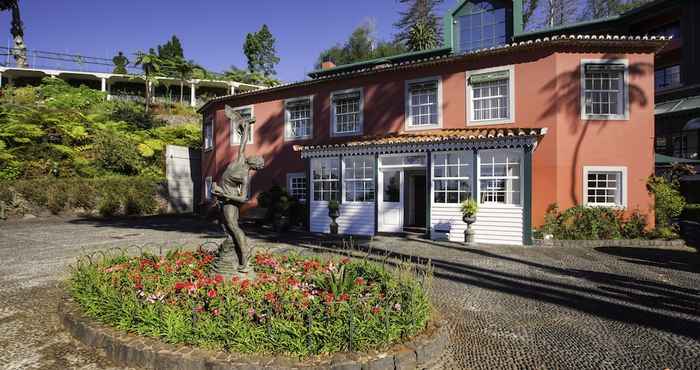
top-left (407, 21), bottom-right (438, 52)
top-left (0, 0), bottom-right (27, 67)
top-left (134, 51), bottom-right (162, 112)
top-left (172, 57), bottom-right (194, 104)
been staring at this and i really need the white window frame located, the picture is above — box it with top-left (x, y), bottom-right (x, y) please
top-left (580, 59), bottom-right (629, 121)
top-left (229, 105), bottom-right (254, 145)
top-left (466, 65), bottom-right (515, 126)
top-left (284, 95), bottom-right (314, 141)
top-left (311, 157), bottom-right (340, 203)
top-left (203, 115), bottom-right (214, 151)
top-left (331, 88), bottom-right (363, 137)
top-left (405, 76), bottom-right (443, 130)
top-left (477, 149), bottom-right (523, 207)
top-left (431, 151), bottom-right (473, 204)
top-left (583, 166), bottom-right (628, 208)
top-left (204, 176), bottom-right (213, 201)
top-left (342, 156), bottom-right (375, 203)
top-left (286, 172), bottom-right (307, 203)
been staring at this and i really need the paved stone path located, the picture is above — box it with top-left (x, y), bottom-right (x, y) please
top-left (1, 216), bottom-right (699, 369)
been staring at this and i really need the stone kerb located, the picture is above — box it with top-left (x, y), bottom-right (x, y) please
top-left (534, 239), bottom-right (686, 248)
top-left (59, 295), bottom-right (448, 370)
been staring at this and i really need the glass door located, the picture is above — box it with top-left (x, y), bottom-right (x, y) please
top-left (378, 169), bottom-right (403, 232)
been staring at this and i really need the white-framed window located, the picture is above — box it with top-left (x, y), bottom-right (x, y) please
top-left (311, 157), bottom-right (339, 202)
top-left (285, 96), bottom-right (313, 140)
top-left (331, 89), bottom-right (363, 136)
top-left (467, 65), bottom-right (515, 125)
top-left (203, 115), bottom-right (214, 151)
top-left (478, 150), bottom-right (522, 206)
top-left (405, 77), bottom-right (442, 130)
top-left (432, 151), bottom-right (473, 204)
top-left (204, 176), bottom-right (213, 201)
top-left (583, 166), bottom-right (627, 208)
top-left (581, 59), bottom-right (629, 120)
top-left (287, 172), bottom-right (307, 203)
top-left (230, 106), bottom-right (254, 145)
top-left (343, 156), bottom-right (375, 203)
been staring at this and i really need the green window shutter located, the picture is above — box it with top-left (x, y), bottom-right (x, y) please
top-left (469, 70), bottom-right (510, 84)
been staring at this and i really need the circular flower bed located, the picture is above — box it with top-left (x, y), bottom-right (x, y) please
top-left (69, 248), bottom-right (432, 357)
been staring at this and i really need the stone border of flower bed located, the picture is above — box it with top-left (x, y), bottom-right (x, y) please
top-left (59, 294), bottom-right (448, 370)
top-left (534, 239), bottom-right (686, 248)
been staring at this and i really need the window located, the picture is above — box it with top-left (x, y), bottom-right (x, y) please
top-left (655, 65), bottom-right (681, 90)
top-left (287, 173), bottom-right (307, 203)
top-left (581, 61), bottom-right (628, 120)
top-left (672, 134), bottom-right (688, 158)
top-left (312, 158), bottom-right (339, 202)
top-left (285, 97), bottom-right (313, 140)
top-left (648, 21), bottom-right (681, 39)
top-left (343, 156), bottom-right (375, 202)
top-left (331, 89), bottom-right (362, 136)
top-left (204, 176), bottom-right (213, 201)
top-left (468, 66), bottom-right (514, 124)
top-left (479, 151), bottom-right (521, 205)
top-left (406, 78), bottom-right (441, 129)
top-left (203, 116), bottom-right (214, 151)
top-left (583, 166), bottom-right (627, 207)
top-left (433, 152), bottom-right (472, 204)
top-left (457, 1), bottom-right (507, 53)
top-left (230, 106), bottom-right (254, 145)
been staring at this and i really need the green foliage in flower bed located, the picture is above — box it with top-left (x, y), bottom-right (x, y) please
top-left (540, 204), bottom-right (648, 240)
top-left (68, 249), bottom-right (432, 356)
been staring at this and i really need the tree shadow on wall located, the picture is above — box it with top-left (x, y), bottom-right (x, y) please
top-left (538, 53), bottom-right (653, 206)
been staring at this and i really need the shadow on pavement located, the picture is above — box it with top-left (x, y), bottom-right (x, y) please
top-left (68, 214), bottom-right (224, 237)
top-left (596, 246), bottom-right (700, 274)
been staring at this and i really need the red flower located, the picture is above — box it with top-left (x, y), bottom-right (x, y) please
top-left (134, 283), bottom-right (143, 290)
top-left (264, 291), bottom-right (277, 304)
top-left (214, 274), bottom-right (224, 284)
top-left (340, 257), bottom-right (350, 265)
top-left (212, 308), bottom-right (220, 316)
top-left (371, 306), bottom-right (381, 314)
top-left (240, 279), bottom-right (250, 293)
top-left (339, 293), bottom-right (349, 302)
top-left (324, 292), bottom-right (334, 304)
top-left (354, 277), bottom-right (365, 286)
top-left (302, 260), bottom-right (321, 273)
top-left (173, 281), bottom-right (188, 291)
top-left (103, 263), bottom-right (127, 273)
top-left (287, 277), bottom-right (300, 288)
top-left (207, 289), bottom-right (217, 298)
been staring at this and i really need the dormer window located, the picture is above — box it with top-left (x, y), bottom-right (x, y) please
top-left (454, 0), bottom-right (509, 53)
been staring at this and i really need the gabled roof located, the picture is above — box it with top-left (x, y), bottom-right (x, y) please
top-left (198, 34), bottom-right (670, 113)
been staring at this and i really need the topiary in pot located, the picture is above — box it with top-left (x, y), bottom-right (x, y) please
top-left (328, 200), bottom-right (340, 234)
top-left (460, 198), bottom-right (479, 244)
top-left (273, 195), bottom-right (291, 232)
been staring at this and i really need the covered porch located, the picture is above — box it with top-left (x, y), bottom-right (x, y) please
top-left (295, 128), bottom-right (546, 246)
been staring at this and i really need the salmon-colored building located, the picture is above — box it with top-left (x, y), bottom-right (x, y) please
top-left (199, 1), bottom-right (668, 245)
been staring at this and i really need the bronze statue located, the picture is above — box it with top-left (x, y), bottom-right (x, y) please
top-left (211, 105), bottom-right (264, 273)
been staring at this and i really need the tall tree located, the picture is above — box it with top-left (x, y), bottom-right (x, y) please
top-left (394, 0), bottom-right (444, 47)
top-left (134, 51), bottom-right (162, 112)
top-left (522, 0), bottom-right (540, 30)
top-left (315, 21), bottom-right (407, 68)
top-left (168, 57), bottom-right (194, 104)
top-left (0, 0), bottom-right (27, 67)
top-left (243, 24), bottom-right (280, 77)
top-left (157, 35), bottom-right (184, 60)
top-left (580, 0), bottom-right (622, 20)
top-left (542, 0), bottom-right (579, 27)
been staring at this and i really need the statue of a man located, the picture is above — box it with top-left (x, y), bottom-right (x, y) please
top-left (211, 106), bottom-right (264, 272)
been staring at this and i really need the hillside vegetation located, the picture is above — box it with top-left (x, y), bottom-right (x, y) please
top-left (0, 78), bottom-right (201, 180)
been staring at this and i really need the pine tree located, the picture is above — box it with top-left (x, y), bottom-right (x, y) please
top-left (157, 35), bottom-right (184, 60)
top-left (394, 0), bottom-right (444, 47)
top-left (243, 24), bottom-right (280, 77)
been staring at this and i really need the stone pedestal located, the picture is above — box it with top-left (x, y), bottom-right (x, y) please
top-left (211, 240), bottom-right (256, 280)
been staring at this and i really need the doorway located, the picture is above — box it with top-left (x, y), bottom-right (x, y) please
top-left (405, 171), bottom-right (426, 230)
top-left (377, 154), bottom-right (427, 233)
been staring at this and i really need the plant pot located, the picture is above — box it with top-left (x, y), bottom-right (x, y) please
top-left (463, 214), bottom-right (476, 245)
top-left (273, 213), bottom-right (289, 232)
top-left (328, 209), bottom-right (340, 219)
top-left (462, 215), bottom-right (476, 224)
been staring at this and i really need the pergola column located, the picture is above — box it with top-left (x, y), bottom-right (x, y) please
top-left (100, 77), bottom-right (107, 92)
top-left (230, 84), bottom-right (236, 95)
top-left (190, 82), bottom-right (197, 107)
top-left (0, 71), bottom-right (3, 88)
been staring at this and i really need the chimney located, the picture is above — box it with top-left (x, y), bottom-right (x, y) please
top-left (321, 60), bottom-right (336, 70)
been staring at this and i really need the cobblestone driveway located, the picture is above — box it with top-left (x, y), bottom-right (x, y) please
top-left (1, 216), bottom-right (699, 369)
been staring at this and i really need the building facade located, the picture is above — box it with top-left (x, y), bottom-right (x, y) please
top-left (199, 32), bottom-right (666, 245)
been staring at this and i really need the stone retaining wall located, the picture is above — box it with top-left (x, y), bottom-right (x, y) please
top-left (59, 295), bottom-right (448, 370)
top-left (534, 239), bottom-right (686, 248)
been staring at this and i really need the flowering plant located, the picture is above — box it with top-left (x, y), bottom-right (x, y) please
top-left (69, 248), bottom-right (431, 356)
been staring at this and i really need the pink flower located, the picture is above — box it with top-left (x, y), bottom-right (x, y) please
top-left (214, 274), bottom-right (224, 284)
top-left (207, 289), bottom-right (217, 298)
top-left (371, 306), bottom-right (381, 314)
top-left (393, 303), bottom-right (402, 311)
top-left (195, 305), bottom-right (205, 313)
top-left (247, 307), bottom-right (256, 319)
top-left (212, 308), bottom-right (220, 316)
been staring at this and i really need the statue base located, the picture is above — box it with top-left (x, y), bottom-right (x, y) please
top-left (211, 240), bottom-right (257, 280)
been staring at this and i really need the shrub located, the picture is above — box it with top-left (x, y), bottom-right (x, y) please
top-left (647, 176), bottom-right (685, 228)
top-left (555, 205), bottom-right (622, 240)
top-left (460, 199), bottom-right (478, 217)
top-left (257, 185), bottom-right (307, 227)
top-left (69, 250), bottom-right (432, 356)
top-left (98, 192), bottom-right (122, 217)
top-left (621, 210), bottom-right (647, 239)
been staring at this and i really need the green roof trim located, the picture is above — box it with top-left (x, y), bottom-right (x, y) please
top-left (307, 46), bottom-right (452, 79)
top-left (655, 153), bottom-right (700, 165)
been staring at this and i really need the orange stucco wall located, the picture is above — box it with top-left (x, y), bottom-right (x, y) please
top-left (201, 46), bottom-right (656, 226)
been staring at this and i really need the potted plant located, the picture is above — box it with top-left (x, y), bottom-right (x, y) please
top-left (328, 200), bottom-right (340, 234)
top-left (460, 198), bottom-right (478, 244)
top-left (272, 195), bottom-right (291, 232)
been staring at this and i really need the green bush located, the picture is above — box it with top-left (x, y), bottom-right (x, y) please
top-left (540, 204), bottom-right (654, 240)
top-left (257, 185), bottom-right (307, 227)
top-left (69, 251), bottom-right (432, 356)
top-left (647, 176), bottom-right (685, 228)
top-left (98, 193), bottom-right (122, 217)
top-left (621, 210), bottom-right (647, 239)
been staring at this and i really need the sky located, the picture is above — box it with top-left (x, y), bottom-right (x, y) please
top-left (0, 0), bottom-right (452, 82)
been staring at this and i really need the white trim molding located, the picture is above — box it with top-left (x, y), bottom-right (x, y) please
top-left (466, 64), bottom-right (515, 126)
top-left (284, 95), bottom-right (314, 142)
top-left (330, 88), bottom-right (364, 137)
top-left (229, 105), bottom-right (254, 145)
top-left (582, 165), bottom-right (628, 208)
top-left (580, 58), bottom-right (630, 121)
top-left (404, 76), bottom-right (443, 131)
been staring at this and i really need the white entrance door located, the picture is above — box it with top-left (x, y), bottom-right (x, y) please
top-left (378, 169), bottom-right (403, 232)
